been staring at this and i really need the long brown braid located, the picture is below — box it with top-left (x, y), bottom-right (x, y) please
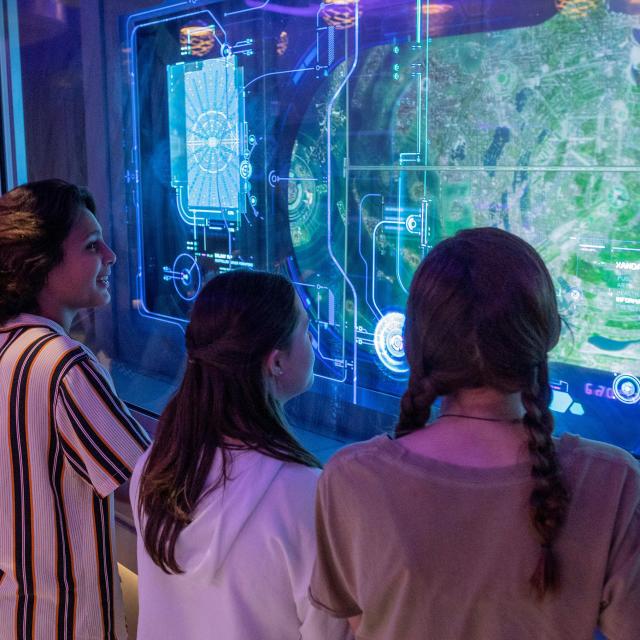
top-left (396, 227), bottom-right (570, 599)
top-left (397, 374), bottom-right (440, 436)
top-left (522, 361), bottom-right (570, 597)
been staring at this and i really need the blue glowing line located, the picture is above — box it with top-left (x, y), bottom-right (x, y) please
top-left (316, 331), bottom-right (347, 376)
top-left (325, 0), bottom-right (360, 402)
top-left (357, 193), bottom-right (383, 320)
top-left (176, 186), bottom-right (205, 225)
top-left (293, 279), bottom-right (347, 382)
top-left (371, 219), bottom-right (403, 317)
top-left (129, 25), bottom-right (147, 321)
top-left (315, 371), bottom-right (348, 384)
top-left (128, 8), bottom-right (223, 330)
top-left (396, 173), bottom-right (409, 294)
top-left (224, 0), bottom-right (271, 17)
top-left (135, 289), bottom-right (187, 329)
top-left (244, 66), bottom-right (315, 90)
top-left (6, 0), bottom-right (25, 184)
top-left (416, 72), bottom-right (422, 157)
top-left (385, 206), bottom-right (421, 214)
top-left (424, 3), bottom-right (430, 164)
top-left (0, 0), bottom-right (27, 188)
top-left (316, 4), bottom-right (328, 66)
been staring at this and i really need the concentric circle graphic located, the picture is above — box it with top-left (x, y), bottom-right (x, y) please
top-left (189, 110), bottom-right (237, 174)
top-left (373, 312), bottom-right (408, 374)
top-left (612, 373), bottom-right (640, 405)
top-left (172, 253), bottom-right (201, 301)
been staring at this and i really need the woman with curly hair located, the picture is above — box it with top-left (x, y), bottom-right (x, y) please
top-left (0, 179), bottom-right (150, 640)
top-left (310, 227), bottom-right (640, 639)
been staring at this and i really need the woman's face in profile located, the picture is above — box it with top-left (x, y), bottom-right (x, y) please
top-left (273, 295), bottom-right (315, 403)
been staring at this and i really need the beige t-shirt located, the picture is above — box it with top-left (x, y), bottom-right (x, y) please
top-left (310, 433), bottom-right (640, 640)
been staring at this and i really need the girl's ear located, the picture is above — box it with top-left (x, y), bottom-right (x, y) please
top-left (265, 348), bottom-right (284, 378)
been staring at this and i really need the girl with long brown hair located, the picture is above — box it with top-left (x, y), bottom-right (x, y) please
top-left (130, 270), bottom-right (350, 639)
top-left (310, 227), bottom-right (640, 639)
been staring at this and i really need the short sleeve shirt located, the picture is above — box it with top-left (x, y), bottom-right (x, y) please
top-left (0, 315), bottom-right (151, 640)
top-left (310, 434), bottom-right (640, 640)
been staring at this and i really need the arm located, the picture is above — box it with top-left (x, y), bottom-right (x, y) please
top-left (279, 467), bottom-right (353, 640)
top-left (598, 497), bottom-right (640, 640)
top-left (308, 466), bottom-right (362, 623)
top-left (55, 357), bottom-right (151, 497)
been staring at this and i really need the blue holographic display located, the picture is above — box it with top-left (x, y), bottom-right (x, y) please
top-left (168, 56), bottom-right (247, 221)
top-left (125, 1), bottom-right (640, 452)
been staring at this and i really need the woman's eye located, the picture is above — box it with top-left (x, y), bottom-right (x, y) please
top-left (86, 242), bottom-right (97, 251)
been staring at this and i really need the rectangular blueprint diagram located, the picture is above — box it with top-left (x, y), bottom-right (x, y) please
top-left (168, 56), bottom-right (245, 217)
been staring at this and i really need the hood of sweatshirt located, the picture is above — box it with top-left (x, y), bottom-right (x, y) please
top-left (133, 447), bottom-right (284, 581)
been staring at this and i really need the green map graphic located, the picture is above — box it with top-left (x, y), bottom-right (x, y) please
top-left (290, 6), bottom-right (640, 379)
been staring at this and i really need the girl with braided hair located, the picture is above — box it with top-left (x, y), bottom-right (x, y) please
top-left (131, 270), bottom-right (351, 640)
top-left (310, 228), bottom-right (640, 639)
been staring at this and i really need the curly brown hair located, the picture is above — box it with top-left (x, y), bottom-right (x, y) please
top-left (0, 179), bottom-right (96, 324)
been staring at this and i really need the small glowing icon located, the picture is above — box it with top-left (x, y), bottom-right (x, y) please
top-left (549, 380), bottom-right (584, 416)
top-left (268, 170), bottom-right (279, 187)
top-left (554, 0), bottom-right (600, 18)
top-left (180, 24), bottom-right (215, 57)
top-left (170, 253), bottom-right (201, 301)
top-left (422, 3), bottom-right (454, 15)
top-left (612, 374), bottom-right (640, 405)
top-left (374, 312), bottom-right (408, 374)
top-left (321, 0), bottom-right (362, 30)
top-left (240, 160), bottom-right (253, 180)
top-left (277, 31), bottom-right (289, 56)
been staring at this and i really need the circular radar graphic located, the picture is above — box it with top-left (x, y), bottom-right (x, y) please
top-left (374, 312), bottom-right (408, 374)
top-left (172, 253), bottom-right (201, 302)
top-left (190, 110), bottom-right (237, 174)
top-left (612, 374), bottom-right (640, 405)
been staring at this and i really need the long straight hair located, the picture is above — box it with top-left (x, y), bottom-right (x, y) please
top-left (396, 228), bottom-right (569, 600)
top-left (138, 270), bottom-right (320, 574)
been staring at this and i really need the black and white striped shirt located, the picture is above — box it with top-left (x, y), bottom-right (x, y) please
top-left (0, 314), bottom-right (150, 640)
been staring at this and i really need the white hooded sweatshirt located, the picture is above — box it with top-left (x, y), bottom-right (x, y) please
top-left (130, 447), bottom-right (351, 640)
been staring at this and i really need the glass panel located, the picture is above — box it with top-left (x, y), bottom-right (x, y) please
top-left (6, 0), bottom-right (639, 456)
top-left (423, 3), bottom-right (640, 449)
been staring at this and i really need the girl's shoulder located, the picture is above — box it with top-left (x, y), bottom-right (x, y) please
top-left (1, 315), bottom-right (94, 370)
top-left (556, 433), bottom-right (640, 506)
top-left (268, 455), bottom-right (321, 499)
top-left (556, 432), bottom-right (639, 472)
top-left (322, 434), bottom-right (393, 474)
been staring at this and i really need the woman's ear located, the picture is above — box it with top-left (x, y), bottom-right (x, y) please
top-left (265, 348), bottom-right (284, 378)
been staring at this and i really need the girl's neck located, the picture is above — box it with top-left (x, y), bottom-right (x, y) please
top-left (33, 296), bottom-right (75, 333)
top-left (398, 388), bottom-right (530, 468)
top-left (439, 388), bottom-right (525, 422)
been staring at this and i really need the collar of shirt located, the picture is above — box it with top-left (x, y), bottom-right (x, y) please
top-left (1, 313), bottom-right (67, 335)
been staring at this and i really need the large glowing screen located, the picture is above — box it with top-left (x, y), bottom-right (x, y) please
top-left (127, 1), bottom-right (640, 450)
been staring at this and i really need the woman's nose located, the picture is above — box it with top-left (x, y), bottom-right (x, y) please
top-left (103, 243), bottom-right (117, 265)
